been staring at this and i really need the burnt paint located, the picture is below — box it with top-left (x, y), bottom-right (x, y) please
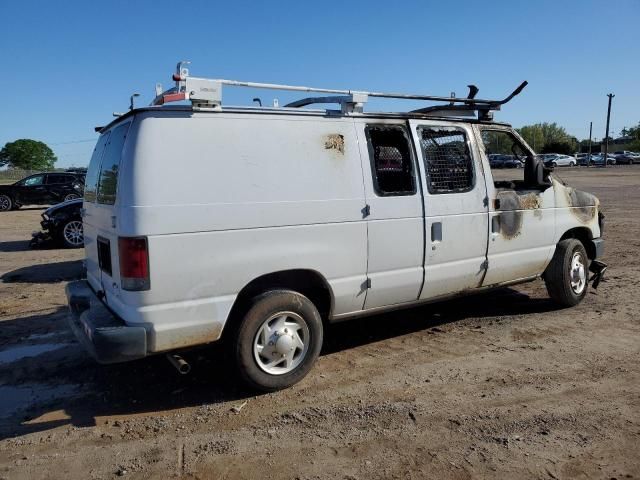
top-left (496, 189), bottom-right (544, 239)
top-left (565, 187), bottom-right (597, 223)
top-left (324, 134), bottom-right (345, 154)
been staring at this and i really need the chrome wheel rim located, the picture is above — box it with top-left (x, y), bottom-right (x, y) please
top-left (64, 194), bottom-right (79, 201)
top-left (253, 311), bottom-right (309, 375)
top-left (0, 195), bottom-right (10, 211)
top-left (570, 252), bottom-right (586, 295)
top-left (63, 220), bottom-right (84, 246)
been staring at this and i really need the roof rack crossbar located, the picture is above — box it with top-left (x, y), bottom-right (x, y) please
top-left (150, 62), bottom-right (528, 118)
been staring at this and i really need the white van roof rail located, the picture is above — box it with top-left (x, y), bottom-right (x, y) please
top-left (150, 61), bottom-right (528, 120)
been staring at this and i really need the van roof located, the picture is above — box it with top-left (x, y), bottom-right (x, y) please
top-left (98, 104), bottom-right (511, 134)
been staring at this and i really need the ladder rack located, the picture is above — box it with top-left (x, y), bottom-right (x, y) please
top-left (150, 61), bottom-right (528, 120)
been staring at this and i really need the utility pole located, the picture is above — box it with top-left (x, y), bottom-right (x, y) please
top-left (603, 93), bottom-right (614, 168)
top-left (587, 122), bottom-right (593, 165)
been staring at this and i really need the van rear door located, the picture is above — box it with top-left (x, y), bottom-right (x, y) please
top-left (82, 122), bottom-right (131, 299)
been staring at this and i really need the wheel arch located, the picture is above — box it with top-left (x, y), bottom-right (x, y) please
top-left (223, 269), bottom-right (334, 338)
top-left (559, 227), bottom-right (595, 259)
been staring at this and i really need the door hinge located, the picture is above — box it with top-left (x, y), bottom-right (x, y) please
top-left (483, 196), bottom-right (489, 207)
top-left (480, 259), bottom-right (489, 271)
top-left (361, 204), bottom-right (370, 218)
top-left (363, 278), bottom-right (372, 289)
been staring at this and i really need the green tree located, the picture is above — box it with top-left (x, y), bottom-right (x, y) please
top-left (627, 122), bottom-right (640, 151)
top-left (516, 122), bottom-right (576, 154)
top-left (0, 139), bottom-right (57, 170)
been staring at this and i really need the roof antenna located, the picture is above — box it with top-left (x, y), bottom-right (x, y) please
top-left (253, 97), bottom-right (262, 107)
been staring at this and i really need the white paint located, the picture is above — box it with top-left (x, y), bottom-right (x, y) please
top-left (80, 107), bottom-right (602, 355)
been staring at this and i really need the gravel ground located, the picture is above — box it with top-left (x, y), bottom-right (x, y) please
top-left (0, 167), bottom-right (638, 479)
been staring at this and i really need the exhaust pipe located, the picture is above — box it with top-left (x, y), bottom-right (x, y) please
top-left (166, 354), bottom-right (191, 375)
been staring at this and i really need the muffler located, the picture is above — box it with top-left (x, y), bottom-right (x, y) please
top-left (166, 354), bottom-right (191, 375)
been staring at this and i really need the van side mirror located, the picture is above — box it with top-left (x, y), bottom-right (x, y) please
top-left (524, 155), bottom-right (552, 190)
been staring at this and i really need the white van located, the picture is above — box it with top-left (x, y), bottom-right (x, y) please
top-left (66, 65), bottom-right (606, 391)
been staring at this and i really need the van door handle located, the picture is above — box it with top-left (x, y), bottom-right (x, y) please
top-left (431, 222), bottom-right (442, 242)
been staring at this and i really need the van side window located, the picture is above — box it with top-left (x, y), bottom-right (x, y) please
top-left (418, 127), bottom-right (474, 194)
top-left (97, 123), bottom-right (130, 205)
top-left (481, 129), bottom-right (528, 188)
top-left (365, 126), bottom-right (416, 196)
top-left (84, 133), bottom-right (110, 203)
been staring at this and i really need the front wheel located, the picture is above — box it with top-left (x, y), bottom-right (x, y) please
top-left (570, 161), bottom-right (576, 167)
top-left (544, 239), bottom-right (589, 307)
top-left (0, 194), bottom-right (12, 211)
top-left (233, 290), bottom-right (323, 392)
top-left (61, 219), bottom-right (84, 248)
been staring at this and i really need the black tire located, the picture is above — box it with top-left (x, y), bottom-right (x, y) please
top-left (232, 290), bottom-right (323, 392)
top-left (64, 193), bottom-right (80, 202)
top-left (0, 194), bottom-right (12, 212)
top-left (544, 239), bottom-right (589, 307)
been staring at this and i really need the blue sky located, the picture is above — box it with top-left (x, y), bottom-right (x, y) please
top-left (1, 0), bottom-right (638, 167)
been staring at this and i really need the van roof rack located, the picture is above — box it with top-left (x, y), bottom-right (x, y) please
top-left (150, 61), bottom-right (528, 121)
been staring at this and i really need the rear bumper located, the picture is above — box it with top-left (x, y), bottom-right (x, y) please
top-left (65, 280), bottom-right (147, 364)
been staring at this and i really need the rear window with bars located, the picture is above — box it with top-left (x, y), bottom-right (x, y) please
top-left (418, 127), bottom-right (474, 193)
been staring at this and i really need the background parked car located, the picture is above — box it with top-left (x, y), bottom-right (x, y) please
top-left (488, 154), bottom-right (505, 168)
top-left (0, 172), bottom-right (84, 211)
top-left (543, 154), bottom-right (577, 167)
top-left (30, 198), bottom-right (84, 248)
top-left (501, 154), bottom-right (523, 168)
top-left (589, 154), bottom-right (617, 166)
top-left (614, 151), bottom-right (640, 165)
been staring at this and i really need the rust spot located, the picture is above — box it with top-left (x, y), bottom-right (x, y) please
top-left (324, 134), bottom-right (344, 154)
top-left (565, 187), bottom-right (597, 223)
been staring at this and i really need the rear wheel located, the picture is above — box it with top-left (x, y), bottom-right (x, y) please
top-left (0, 194), bottom-right (12, 211)
top-left (61, 219), bottom-right (84, 248)
top-left (232, 290), bottom-right (323, 391)
top-left (544, 239), bottom-right (588, 307)
top-left (64, 193), bottom-right (80, 201)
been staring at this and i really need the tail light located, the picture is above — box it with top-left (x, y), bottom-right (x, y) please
top-left (118, 237), bottom-right (150, 291)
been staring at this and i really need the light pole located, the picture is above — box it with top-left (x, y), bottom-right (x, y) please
top-left (603, 93), bottom-right (614, 168)
top-left (588, 121), bottom-right (593, 164)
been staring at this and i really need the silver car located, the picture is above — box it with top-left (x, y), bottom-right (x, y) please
top-left (543, 154), bottom-right (577, 167)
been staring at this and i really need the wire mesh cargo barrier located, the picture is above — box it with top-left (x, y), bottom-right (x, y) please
top-left (418, 128), bottom-right (474, 193)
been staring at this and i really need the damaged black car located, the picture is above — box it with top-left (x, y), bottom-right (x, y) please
top-left (31, 198), bottom-right (84, 248)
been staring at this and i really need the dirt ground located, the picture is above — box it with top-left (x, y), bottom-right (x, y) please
top-left (0, 167), bottom-right (638, 480)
